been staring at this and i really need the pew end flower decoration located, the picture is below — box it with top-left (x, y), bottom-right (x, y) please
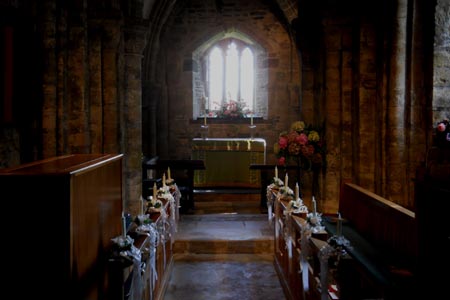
top-left (274, 121), bottom-right (326, 171)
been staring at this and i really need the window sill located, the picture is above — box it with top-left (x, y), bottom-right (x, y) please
top-left (190, 117), bottom-right (264, 125)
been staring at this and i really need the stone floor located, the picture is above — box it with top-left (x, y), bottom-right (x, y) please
top-left (164, 253), bottom-right (285, 300)
top-left (163, 196), bottom-right (286, 300)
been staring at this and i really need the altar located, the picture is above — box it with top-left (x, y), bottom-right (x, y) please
top-left (191, 138), bottom-right (266, 188)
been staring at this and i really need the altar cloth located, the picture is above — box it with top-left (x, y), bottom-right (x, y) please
top-left (191, 138), bottom-right (266, 188)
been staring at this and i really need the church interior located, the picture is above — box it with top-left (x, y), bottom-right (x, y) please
top-left (0, 0), bottom-right (449, 299)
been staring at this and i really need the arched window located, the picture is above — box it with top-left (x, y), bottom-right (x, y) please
top-left (205, 39), bottom-right (255, 117)
top-left (193, 33), bottom-right (268, 121)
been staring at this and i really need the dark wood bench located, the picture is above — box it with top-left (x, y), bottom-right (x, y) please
top-left (249, 164), bottom-right (300, 208)
top-left (142, 157), bottom-right (205, 212)
top-left (322, 182), bottom-right (418, 300)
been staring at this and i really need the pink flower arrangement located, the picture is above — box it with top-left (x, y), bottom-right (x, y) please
top-left (213, 99), bottom-right (250, 119)
top-left (274, 121), bottom-right (325, 170)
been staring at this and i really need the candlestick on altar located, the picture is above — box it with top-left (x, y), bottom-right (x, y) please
top-left (163, 173), bottom-right (166, 187)
top-left (251, 114), bottom-right (254, 125)
top-left (204, 115), bottom-right (207, 126)
top-left (295, 182), bottom-right (299, 200)
top-left (284, 173), bottom-right (289, 188)
top-left (275, 165), bottom-right (278, 179)
top-left (167, 167), bottom-right (171, 180)
top-left (312, 196), bottom-right (317, 216)
top-left (336, 212), bottom-right (343, 236)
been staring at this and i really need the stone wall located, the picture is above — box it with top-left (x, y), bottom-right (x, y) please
top-left (145, 0), bottom-right (302, 165)
top-left (301, 0), bottom-right (435, 212)
top-left (0, 0), bottom-right (446, 216)
top-left (140, 0), bottom-right (441, 213)
top-left (434, 0), bottom-right (450, 123)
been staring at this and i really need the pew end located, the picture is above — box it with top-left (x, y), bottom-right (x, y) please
top-left (326, 182), bottom-right (419, 299)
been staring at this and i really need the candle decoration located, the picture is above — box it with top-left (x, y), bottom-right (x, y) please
top-left (295, 182), bottom-right (299, 200)
top-left (284, 173), bottom-right (288, 188)
top-left (167, 167), bottom-right (171, 180)
top-left (153, 182), bottom-right (157, 201)
top-left (122, 213), bottom-right (127, 237)
top-left (336, 212), bottom-right (343, 236)
top-left (275, 165), bottom-right (278, 179)
top-left (312, 196), bottom-right (317, 216)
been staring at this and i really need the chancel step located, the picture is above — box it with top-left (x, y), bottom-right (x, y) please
top-left (173, 214), bottom-right (273, 255)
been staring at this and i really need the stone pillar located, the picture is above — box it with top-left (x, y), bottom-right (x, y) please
top-left (387, 0), bottom-right (408, 205)
top-left (433, 0), bottom-right (450, 122)
top-left (41, 0), bottom-right (58, 158)
top-left (102, 20), bottom-right (122, 154)
top-left (87, 20), bottom-right (103, 154)
top-left (143, 82), bottom-right (159, 157)
top-left (122, 25), bottom-right (148, 216)
top-left (66, 17), bottom-right (90, 154)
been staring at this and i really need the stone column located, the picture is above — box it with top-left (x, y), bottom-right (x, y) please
top-left (433, 0), bottom-right (450, 122)
top-left (87, 20), bottom-right (103, 154)
top-left (101, 20), bottom-right (122, 154)
top-left (387, 0), bottom-right (408, 204)
top-left (40, 0), bottom-right (58, 158)
top-left (122, 25), bottom-right (148, 215)
top-left (143, 82), bottom-right (159, 157)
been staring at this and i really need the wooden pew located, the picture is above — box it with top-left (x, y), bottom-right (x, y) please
top-left (142, 157), bottom-right (205, 212)
top-left (249, 164), bottom-right (301, 208)
top-left (323, 182), bottom-right (418, 299)
top-left (339, 183), bottom-right (418, 265)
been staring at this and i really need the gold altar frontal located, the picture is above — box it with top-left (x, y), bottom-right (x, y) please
top-left (192, 138), bottom-right (266, 188)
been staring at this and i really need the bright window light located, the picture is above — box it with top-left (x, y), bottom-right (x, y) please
top-left (209, 47), bottom-right (223, 111)
top-left (241, 47), bottom-right (254, 112)
top-left (207, 39), bottom-right (254, 114)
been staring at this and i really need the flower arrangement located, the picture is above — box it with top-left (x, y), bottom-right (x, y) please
top-left (212, 99), bottom-right (250, 119)
top-left (274, 121), bottom-right (325, 170)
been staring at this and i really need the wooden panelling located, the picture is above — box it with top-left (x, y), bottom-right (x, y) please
top-left (0, 154), bottom-right (123, 299)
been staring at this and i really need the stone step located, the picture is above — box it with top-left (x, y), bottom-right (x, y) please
top-left (173, 214), bottom-right (274, 255)
top-left (193, 200), bottom-right (263, 214)
top-left (194, 190), bottom-right (261, 202)
top-left (174, 239), bottom-right (273, 254)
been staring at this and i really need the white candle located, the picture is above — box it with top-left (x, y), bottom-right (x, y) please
top-left (312, 196), bottom-right (317, 216)
top-left (295, 182), bottom-right (299, 200)
top-left (275, 165), bottom-right (278, 179)
top-left (122, 213), bottom-right (127, 238)
top-left (163, 173), bottom-right (166, 187)
top-left (153, 182), bottom-right (157, 200)
top-left (204, 115), bottom-right (207, 126)
top-left (337, 212), bottom-right (342, 236)
top-left (284, 173), bottom-right (288, 188)
top-left (251, 114), bottom-right (254, 125)
top-left (167, 167), bottom-right (171, 180)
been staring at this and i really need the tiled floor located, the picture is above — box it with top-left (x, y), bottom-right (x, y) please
top-left (164, 211), bottom-right (286, 299)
